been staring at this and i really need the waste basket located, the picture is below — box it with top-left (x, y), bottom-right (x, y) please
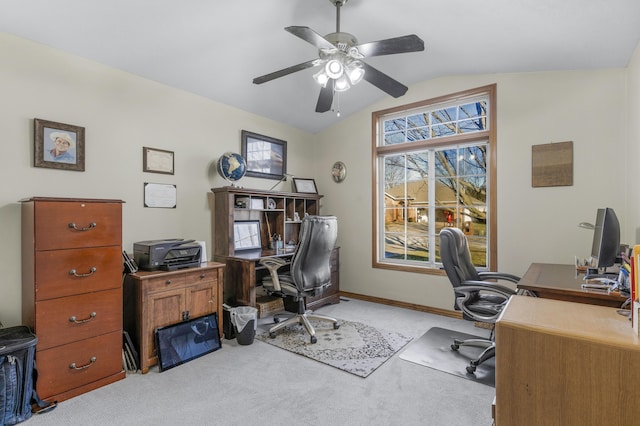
top-left (230, 306), bottom-right (257, 345)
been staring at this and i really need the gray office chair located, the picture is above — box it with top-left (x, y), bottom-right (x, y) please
top-left (439, 227), bottom-right (520, 373)
top-left (259, 215), bottom-right (339, 343)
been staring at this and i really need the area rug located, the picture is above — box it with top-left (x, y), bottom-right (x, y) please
top-left (255, 319), bottom-right (412, 378)
top-left (399, 326), bottom-right (495, 387)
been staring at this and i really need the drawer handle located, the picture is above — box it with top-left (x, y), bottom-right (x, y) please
top-left (68, 222), bottom-right (97, 231)
top-left (69, 312), bottom-right (97, 324)
top-left (69, 267), bottom-right (97, 277)
top-left (69, 356), bottom-right (97, 370)
top-left (200, 274), bottom-right (206, 279)
top-left (165, 279), bottom-right (172, 285)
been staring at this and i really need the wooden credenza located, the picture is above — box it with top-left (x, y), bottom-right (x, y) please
top-left (495, 296), bottom-right (640, 426)
top-left (21, 197), bottom-right (125, 403)
top-left (123, 263), bottom-right (224, 373)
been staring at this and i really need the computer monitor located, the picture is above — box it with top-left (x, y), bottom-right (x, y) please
top-left (589, 207), bottom-right (620, 270)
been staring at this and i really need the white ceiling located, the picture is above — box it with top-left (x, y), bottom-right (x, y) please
top-left (1, 0), bottom-right (639, 134)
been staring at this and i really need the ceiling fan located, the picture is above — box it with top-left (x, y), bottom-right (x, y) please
top-left (252, 0), bottom-right (425, 113)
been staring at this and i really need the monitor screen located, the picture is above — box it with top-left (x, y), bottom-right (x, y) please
top-left (590, 207), bottom-right (620, 269)
top-left (233, 220), bottom-right (261, 251)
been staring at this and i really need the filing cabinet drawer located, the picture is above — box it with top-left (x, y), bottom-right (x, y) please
top-left (35, 331), bottom-right (123, 400)
top-left (33, 200), bottom-right (122, 250)
top-left (35, 246), bottom-right (122, 300)
top-left (35, 288), bottom-right (122, 350)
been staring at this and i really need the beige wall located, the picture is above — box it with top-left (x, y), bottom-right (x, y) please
top-left (0, 33), bottom-right (318, 326)
top-left (627, 42), bottom-right (640, 243)
top-left (1, 31), bottom-right (637, 326)
top-left (316, 69), bottom-right (631, 309)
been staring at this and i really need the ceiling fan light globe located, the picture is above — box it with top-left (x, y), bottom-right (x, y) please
top-left (325, 59), bottom-right (344, 79)
top-left (313, 69), bottom-right (330, 86)
top-left (346, 61), bottom-right (365, 85)
top-left (334, 75), bottom-right (351, 92)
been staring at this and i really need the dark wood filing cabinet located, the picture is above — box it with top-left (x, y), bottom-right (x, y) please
top-left (21, 197), bottom-right (125, 403)
top-left (123, 263), bottom-right (224, 374)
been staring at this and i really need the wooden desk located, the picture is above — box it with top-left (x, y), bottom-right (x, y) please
top-left (518, 263), bottom-right (627, 308)
top-left (495, 296), bottom-right (640, 426)
top-left (217, 247), bottom-right (340, 309)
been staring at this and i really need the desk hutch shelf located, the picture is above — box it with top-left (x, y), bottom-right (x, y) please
top-left (211, 186), bottom-right (339, 308)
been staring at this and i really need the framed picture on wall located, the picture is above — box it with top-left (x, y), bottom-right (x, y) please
top-left (292, 178), bottom-right (318, 194)
top-left (143, 147), bottom-right (175, 175)
top-left (34, 118), bottom-right (85, 171)
top-left (241, 130), bottom-right (287, 180)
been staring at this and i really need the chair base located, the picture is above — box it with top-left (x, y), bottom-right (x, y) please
top-left (269, 311), bottom-right (340, 344)
top-left (451, 338), bottom-right (495, 374)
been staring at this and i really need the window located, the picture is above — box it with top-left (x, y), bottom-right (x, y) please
top-left (372, 85), bottom-right (497, 274)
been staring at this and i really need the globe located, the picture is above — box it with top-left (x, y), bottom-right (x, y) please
top-left (217, 152), bottom-right (247, 185)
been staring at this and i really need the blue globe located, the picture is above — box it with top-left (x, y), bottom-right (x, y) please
top-left (217, 152), bottom-right (247, 184)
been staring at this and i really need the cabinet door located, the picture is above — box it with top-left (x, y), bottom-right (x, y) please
top-left (145, 288), bottom-right (186, 360)
top-left (185, 281), bottom-right (217, 319)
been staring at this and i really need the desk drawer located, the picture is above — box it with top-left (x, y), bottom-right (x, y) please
top-left (35, 288), bottom-right (122, 350)
top-left (33, 201), bottom-right (122, 250)
top-left (184, 269), bottom-right (217, 285)
top-left (35, 331), bottom-right (122, 400)
top-left (34, 246), bottom-right (121, 300)
top-left (144, 274), bottom-right (187, 294)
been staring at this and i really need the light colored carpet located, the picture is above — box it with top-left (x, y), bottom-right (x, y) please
top-left (256, 318), bottom-right (412, 377)
top-left (25, 298), bottom-right (495, 426)
top-left (399, 326), bottom-right (496, 387)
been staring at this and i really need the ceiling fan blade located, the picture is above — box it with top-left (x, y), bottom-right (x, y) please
top-left (361, 62), bottom-right (408, 98)
top-left (355, 35), bottom-right (425, 57)
top-left (285, 26), bottom-right (336, 50)
top-left (316, 79), bottom-right (335, 113)
top-left (253, 59), bottom-right (321, 85)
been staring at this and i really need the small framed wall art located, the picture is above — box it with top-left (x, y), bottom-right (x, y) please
top-left (34, 118), bottom-right (85, 171)
top-left (292, 178), bottom-right (318, 194)
top-left (143, 147), bottom-right (175, 175)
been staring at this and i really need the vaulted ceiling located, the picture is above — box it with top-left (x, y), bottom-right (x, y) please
top-left (2, 0), bottom-right (639, 133)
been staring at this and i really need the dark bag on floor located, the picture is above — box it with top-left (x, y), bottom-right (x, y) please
top-left (0, 326), bottom-right (56, 425)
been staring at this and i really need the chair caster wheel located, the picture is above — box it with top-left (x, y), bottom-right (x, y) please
top-left (333, 323), bottom-right (340, 330)
top-left (269, 332), bottom-right (276, 338)
top-left (273, 318), bottom-right (281, 323)
top-left (310, 336), bottom-right (317, 344)
top-left (451, 343), bottom-right (459, 351)
top-left (466, 365), bottom-right (477, 374)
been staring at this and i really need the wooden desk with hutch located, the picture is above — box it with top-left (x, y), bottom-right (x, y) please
top-left (211, 186), bottom-right (340, 308)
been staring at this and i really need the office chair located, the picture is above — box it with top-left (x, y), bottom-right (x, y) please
top-left (259, 215), bottom-right (339, 344)
top-left (439, 227), bottom-right (520, 373)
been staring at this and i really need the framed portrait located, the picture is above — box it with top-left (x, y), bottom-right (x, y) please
top-left (34, 118), bottom-right (85, 171)
top-left (292, 178), bottom-right (318, 194)
top-left (241, 130), bottom-right (287, 180)
top-left (143, 147), bottom-right (175, 175)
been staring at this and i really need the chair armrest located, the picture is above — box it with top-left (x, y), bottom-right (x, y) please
top-left (259, 257), bottom-right (288, 292)
top-left (455, 281), bottom-right (516, 323)
top-left (477, 271), bottom-right (521, 283)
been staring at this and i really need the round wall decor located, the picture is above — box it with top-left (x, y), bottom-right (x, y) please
top-left (331, 161), bottom-right (346, 183)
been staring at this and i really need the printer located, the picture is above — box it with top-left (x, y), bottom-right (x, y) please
top-left (133, 239), bottom-right (202, 271)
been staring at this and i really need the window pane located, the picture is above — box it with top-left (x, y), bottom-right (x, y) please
top-left (458, 101), bottom-right (486, 119)
top-left (466, 235), bottom-right (487, 267)
top-left (459, 145), bottom-right (486, 176)
top-left (384, 155), bottom-right (405, 190)
top-left (384, 232), bottom-right (406, 260)
top-left (434, 149), bottom-right (457, 177)
top-left (407, 113), bottom-right (429, 127)
top-left (430, 107), bottom-right (457, 124)
top-left (407, 127), bottom-right (429, 142)
top-left (458, 119), bottom-right (486, 133)
top-left (459, 176), bottom-right (486, 204)
top-left (384, 131), bottom-right (406, 145)
top-left (405, 234), bottom-right (429, 262)
top-left (384, 118), bottom-right (406, 132)
top-left (431, 123), bottom-right (456, 138)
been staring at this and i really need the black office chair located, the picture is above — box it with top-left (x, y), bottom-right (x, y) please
top-left (259, 215), bottom-right (339, 344)
top-left (439, 227), bottom-right (520, 373)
